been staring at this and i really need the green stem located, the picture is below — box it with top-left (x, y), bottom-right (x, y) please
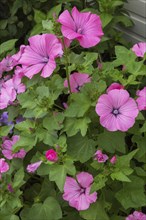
top-left (54, 104), bottom-right (64, 111)
top-left (62, 38), bottom-right (72, 94)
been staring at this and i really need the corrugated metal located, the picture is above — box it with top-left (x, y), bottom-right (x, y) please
top-left (123, 0), bottom-right (146, 43)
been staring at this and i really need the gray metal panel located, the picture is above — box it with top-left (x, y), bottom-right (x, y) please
top-left (124, 0), bottom-right (146, 18)
top-left (121, 0), bottom-right (146, 42)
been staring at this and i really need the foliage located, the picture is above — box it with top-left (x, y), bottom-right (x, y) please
top-left (0, 1), bottom-right (146, 220)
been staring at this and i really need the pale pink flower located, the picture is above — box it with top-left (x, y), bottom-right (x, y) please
top-left (0, 86), bottom-right (16, 109)
top-left (132, 42), bottom-right (146, 57)
top-left (12, 45), bottom-right (26, 62)
top-left (2, 135), bottom-right (26, 160)
top-left (58, 7), bottom-right (103, 48)
top-left (94, 150), bottom-right (108, 163)
top-left (27, 161), bottom-right (42, 173)
top-left (110, 155), bottom-right (117, 164)
top-left (96, 89), bottom-right (139, 132)
top-left (45, 149), bottom-right (58, 162)
top-left (0, 158), bottom-right (9, 179)
top-left (63, 102), bottom-right (68, 109)
top-left (0, 73), bottom-right (25, 109)
top-left (136, 87), bottom-right (146, 111)
top-left (63, 172), bottom-right (97, 211)
top-left (64, 72), bottom-right (91, 93)
top-left (19, 34), bottom-right (63, 79)
top-left (107, 83), bottom-right (124, 93)
top-left (126, 211), bottom-right (146, 220)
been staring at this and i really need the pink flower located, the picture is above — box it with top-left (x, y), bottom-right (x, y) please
top-left (132, 42), bottom-right (146, 57)
top-left (136, 87), bottom-right (146, 111)
top-left (2, 135), bottom-right (26, 160)
top-left (27, 161), bottom-right (42, 173)
top-left (64, 72), bottom-right (91, 93)
top-left (0, 55), bottom-right (16, 76)
top-left (126, 211), bottom-right (146, 220)
top-left (94, 150), bottom-right (108, 163)
top-left (96, 89), bottom-right (139, 131)
top-left (0, 73), bottom-right (25, 109)
top-left (63, 172), bottom-right (97, 211)
top-left (107, 83), bottom-right (124, 93)
top-left (45, 149), bottom-right (58, 162)
top-left (0, 86), bottom-right (16, 109)
top-left (110, 155), bottom-right (117, 164)
top-left (0, 158), bottom-right (9, 179)
top-left (19, 34), bottom-right (63, 79)
top-left (58, 7), bottom-right (103, 48)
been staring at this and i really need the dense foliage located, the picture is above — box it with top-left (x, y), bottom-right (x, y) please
top-left (0, 1), bottom-right (146, 220)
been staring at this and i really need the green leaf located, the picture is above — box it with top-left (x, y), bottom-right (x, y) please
top-left (13, 168), bottom-right (25, 188)
top-left (67, 133), bottom-right (96, 163)
top-left (97, 130), bottom-right (126, 153)
top-left (49, 160), bottom-right (76, 191)
top-left (65, 93), bottom-right (91, 117)
top-left (90, 174), bottom-right (108, 193)
top-left (132, 135), bottom-right (146, 162)
top-left (34, 9), bottom-right (46, 23)
top-left (43, 112), bottom-right (64, 132)
top-left (110, 149), bottom-right (138, 182)
top-left (80, 198), bottom-right (110, 220)
top-left (13, 134), bottom-right (37, 152)
top-left (100, 13), bottom-right (113, 28)
top-left (0, 39), bottom-right (17, 55)
top-left (47, 4), bottom-right (62, 18)
top-left (15, 119), bottom-right (35, 134)
top-left (20, 197), bottom-right (62, 220)
top-left (63, 117), bottom-right (91, 136)
top-left (0, 125), bottom-right (13, 137)
top-left (115, 175), bottom-right (146, 209)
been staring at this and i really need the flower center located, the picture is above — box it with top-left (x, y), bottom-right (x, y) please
top-left (112, 109), bottom-right (119, 116)
top-left (42, 57), bottom-right (49, 63)
top-left (76, 27), bottom-right (82, 34)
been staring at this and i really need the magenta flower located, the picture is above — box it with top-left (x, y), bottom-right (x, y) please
top-left (0, 158), bottom-right (9, 179)
top-left (58, 7), bottom-right (103, 48)
top-left (64, 72), bottom-right (91, 93)
top-left (132, 42), bottom-right (146, 57)
top-left (110, 155), bottom-right (117, 164)
top-left (7, 184), bottom-right (14, 193)
top-left (45, 149), bottom-right (58, 162)
top-left (19, 34), bottom-right (63, 79)
top-left (27, 161), bottom-right (42, 173)
top-left (126, 211), bottom-right (146, 220)
top-left (94, 150), bottom-right (108, 163)
top-left (2, 135), bottom-right (26, 160)
top-left (136, 87), bottom-right (146, 111)
top-left (0, 55), bottom-right (16, 76)
top-left (107, 83), bottom-right (124, 93)
top-left (96, 89), bottom-right (139, 132)
top-left (63, 172), bottom-right (97, 211)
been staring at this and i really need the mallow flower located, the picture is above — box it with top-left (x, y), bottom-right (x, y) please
top-left (63, 172), bottom-right (97, 211)
top-left (2, 135), bottom-right (26, 160)
top-left (136, 87), bottom-right (146, 110)
top-left (27, 161), bottom-right (42, 173)
top-left (45, 149), bottom-right (58, 162)
top-left (19, 34), bottom-right (63, 78)
top-left (126, 211), bottom-right (146, 220)
top-left (64, 72), bottom-right (91, 93)
top-left (132, 42), bottom-right (146, 57)
top-left (58, 6), bottom-right (103, 48)
top-left (94, 150), bottom-right (108, 163)
top-left (107, 83), bottom-right (124, 93)
top-left (0, 158), bottom-right (9, 179)
top-left (96, 89), bottom-right (139, 132)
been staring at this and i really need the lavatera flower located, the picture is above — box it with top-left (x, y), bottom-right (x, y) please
top-left (96, 89), bottom-right (139, 132)
top-left (63, 172), bottom-right (97, 211)
top-left (58, 7), bottom-right (103, 48)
